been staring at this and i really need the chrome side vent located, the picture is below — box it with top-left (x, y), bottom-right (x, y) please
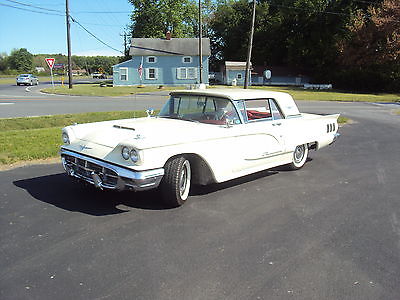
top-left (327, 123), bottom-right (336, 133)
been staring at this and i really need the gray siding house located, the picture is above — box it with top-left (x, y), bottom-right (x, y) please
top-left (113, 35), bottom-right (210, 86)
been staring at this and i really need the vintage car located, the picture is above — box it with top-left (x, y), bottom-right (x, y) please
top-left (60, 89), bottom-right (340, 207)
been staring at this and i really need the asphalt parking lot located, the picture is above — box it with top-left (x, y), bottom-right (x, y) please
top-left (1, 101), bottom-right (400, 299)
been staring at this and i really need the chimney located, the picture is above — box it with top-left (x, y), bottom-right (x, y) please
top-left (166, 31), bottom-right (171, 40)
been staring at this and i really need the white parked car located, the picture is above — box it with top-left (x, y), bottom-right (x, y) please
top-left (60, 89), bottom-right (340, 207)
top-left (16, 74), bottom-right (39, 86)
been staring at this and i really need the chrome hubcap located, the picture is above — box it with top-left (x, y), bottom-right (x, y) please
top-left (294, 145), bottom-right (305, 163)
top-left (179, 160), bottom-right (191, 199)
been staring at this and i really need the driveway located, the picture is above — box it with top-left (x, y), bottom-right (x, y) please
top-left (1, 101), bottom-right (400, 299)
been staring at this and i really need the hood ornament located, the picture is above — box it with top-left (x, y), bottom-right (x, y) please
top-left (79, 144), bottom-right (92, 151)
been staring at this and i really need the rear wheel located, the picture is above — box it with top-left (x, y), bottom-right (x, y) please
top-left (288, 144), bottom-right (309, 170)
top-left (161, 156), bottom-right (191, 207)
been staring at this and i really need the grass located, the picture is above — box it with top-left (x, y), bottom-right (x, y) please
top-left (211, 85), bottom-right (400, 103)
top-left (0, 110), bottom-right (349, 167)
top-left (0, 111), bottom-right (147, 165)
top-left (41, 84), bottom-right (183, 97)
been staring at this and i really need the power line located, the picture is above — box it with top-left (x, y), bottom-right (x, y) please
top-left (70, 16), bottom-right (124, 54)
top-left (0, 2), bottom-right (64, 16)
top-left (71, 11), bottom-right (130, 14)
top-left (4, 0), bottom-right (63, 13)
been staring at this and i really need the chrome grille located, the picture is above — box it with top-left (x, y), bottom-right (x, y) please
top-left (63, 154), bottom-right (118, 187)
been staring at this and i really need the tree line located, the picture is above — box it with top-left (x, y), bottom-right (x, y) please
top-left (130, 0), bottom-right (399, 92)
top-left (0, 49), bottom-right (121, 75)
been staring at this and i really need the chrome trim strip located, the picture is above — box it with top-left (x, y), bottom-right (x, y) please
top-left (244, 151), bottom-right (291, 161)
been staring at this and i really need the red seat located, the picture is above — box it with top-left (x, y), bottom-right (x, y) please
top-left (247, 110), bottom-right (271, 120)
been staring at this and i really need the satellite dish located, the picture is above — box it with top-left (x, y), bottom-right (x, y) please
top-left (264, 70), bottom-right (271, 79)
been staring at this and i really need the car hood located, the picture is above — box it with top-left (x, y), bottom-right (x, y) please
top-left (70, 117), bottom-right (230, 149)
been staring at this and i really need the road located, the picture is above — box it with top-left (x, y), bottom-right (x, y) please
top-left (0, 82), bottom-right (169, 118)
top-left (1, 92), bottom-right (400, 299)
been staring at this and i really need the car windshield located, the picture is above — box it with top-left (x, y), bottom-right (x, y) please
top-left (19, 75), bottom-right (29, 77)
top-left (159, 94), bottom-right (241, 125)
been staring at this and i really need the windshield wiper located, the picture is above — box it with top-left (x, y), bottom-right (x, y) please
top-left (158, 115), bottom-right (199, 123)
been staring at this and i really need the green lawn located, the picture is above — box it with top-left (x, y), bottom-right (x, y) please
top-left (41, 84), bottom-right (183, 97)
top-left (0, 111), bottom-right (147, 165)
top-left (246, 86), bottom-right (400, 102)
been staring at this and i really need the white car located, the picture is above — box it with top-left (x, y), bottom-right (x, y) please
top-left (60, 89), bottom-right (340, 207)
top-left (16, 74), bottom-right (39, 86)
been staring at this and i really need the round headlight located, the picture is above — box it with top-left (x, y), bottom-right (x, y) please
top-left (62, 132), bottom-right (70, 144)
top-left (121, 147), bottom-right (130, 160)
top-left (130, 149), bottom-right (139, 163)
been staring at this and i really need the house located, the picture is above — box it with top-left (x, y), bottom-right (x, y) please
top-left (221, 61), bottom-right (252, 86)
top-left (113, 33), bottom-right (210, 86)
top-left (35, 67), bottom-right (46, 73)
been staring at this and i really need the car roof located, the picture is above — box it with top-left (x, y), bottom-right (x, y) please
top-left (170, 88), bottom-right (300, 117)
top-left (170, 88), bottom-right (291, 101)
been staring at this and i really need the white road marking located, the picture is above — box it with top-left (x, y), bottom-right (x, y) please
top-left (25, 87), bottom-right (31, 92)
top-left (0, 103), bottom-right (14, 105)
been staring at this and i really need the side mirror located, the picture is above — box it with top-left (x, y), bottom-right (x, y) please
top-left (146, 108), bottom-right (154, 117)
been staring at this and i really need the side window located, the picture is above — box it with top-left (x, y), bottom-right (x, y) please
top-left (177, 67), bottom-right (187, 79)
top-left (147, 56), bottom-right (156, 63)
top-left (237, 73), bottom-right (242, 79)
top-left (244, 99), bottom-right (272, 122)
top-left (146, 68), bottom-right (158, 80)
top-left (269, 99), bottom-right (284, 120)
top-left (182, 56), bottom-right (192, 63)
top-left (120, 67), bottom-right (128, 81)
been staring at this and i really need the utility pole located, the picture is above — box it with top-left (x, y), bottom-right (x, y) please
top-left (66, 0), bottom-right (73, 88)
top-left (244, 0), bottom-right (256, 89)
top-left (198, 0), bottom-right (203, 84)
top-left (120, 32), bottom-right (130, 58)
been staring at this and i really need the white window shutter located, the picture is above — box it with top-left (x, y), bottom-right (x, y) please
top-left (154, 68), bottom-right (158, 79)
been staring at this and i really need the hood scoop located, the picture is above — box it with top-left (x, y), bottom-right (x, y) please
top-left (113, 124), bottom-right (135, 131)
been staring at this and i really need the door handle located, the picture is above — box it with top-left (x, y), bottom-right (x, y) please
top-left (272, 122), bottom-right (282, 126)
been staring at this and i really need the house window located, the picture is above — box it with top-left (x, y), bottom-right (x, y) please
top-left (182, 56), bottom-right (192, 63)
top-left (187, 67), bottom-right (197, 79)
top-left (120, 67), bottom-right (128, 81)
top-left (147, 56), bottom-right (157, 63)
top-left (145, 68), bottom-right (158, 80)
top-left (177, 67), bottom-right (197, 80)
top-left (237, 73), bottom-right (242, 79)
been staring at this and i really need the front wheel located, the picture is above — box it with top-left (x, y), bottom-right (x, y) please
top-left (287, 144), bottom-right (309, 170)
top-left (160, 156), bottom-right (191, 207)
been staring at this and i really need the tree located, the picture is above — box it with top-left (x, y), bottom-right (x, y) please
top-left (337, 0), bottom-right (400, 90)
top-left (0, 53), bottom-right (8, 72)
top-left (129, 0), bottom-right (198, 38)
top-left (8, 48), bottom-right (33, 72)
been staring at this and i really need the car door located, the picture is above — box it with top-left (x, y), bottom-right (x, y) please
top-left (231, 98), bottom-right (287, 173)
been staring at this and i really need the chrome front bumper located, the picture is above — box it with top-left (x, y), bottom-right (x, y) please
top-left (60, 149), bottom-right (164, 192)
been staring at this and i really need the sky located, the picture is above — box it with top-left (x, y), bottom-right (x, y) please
top-left (0, 0), bottom-right (133, 56)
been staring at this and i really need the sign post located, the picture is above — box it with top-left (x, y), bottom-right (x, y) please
top-left (45, 58), bottom-right (55, 88)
